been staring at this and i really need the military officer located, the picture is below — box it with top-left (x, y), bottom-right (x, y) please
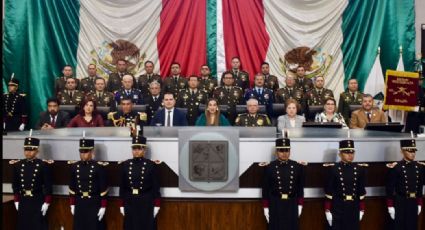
top-left (305, 76), bottom-right (334, 106)
top-left (68, 138), bottom-right (108, 230)
top-left (199, 65), bottom-right (218, 97)
top-left (85, 78), bottom-right (116, 109)
top-left (79, 64), bottom-right (99, 94)
top-left (294, 66), bottom-right (313, 93)
top-left (10, 133), bottom-right (53, 230)
top-left (275, 76), bottom-right (306, 113)
top-left (144, 81), bottom-right (163, 124)
top-left (55, 65), bottom-right (79, 96)
top-left (235, 98), bottom-right (271, 127)
top-left (337, 78), bottom-right (363, 125)
top-left (261, 62), bottom-right (280, 91)
top-left (137, 61), bottom-right (162, 98)
top-left (57, 77), bottom-right (85, 106)
top-left (107, 97), bottom-right (147, 134)
top-left (262, 138), bottom-right (306, 230)
top-left (244, 73), bottom-right (274, 117)
top-left (3, 78), bottom-right (28, 131)
top-left (162, 62), bottom-right (188, 98)
top-left (119, 133), bottom-right (161, 230)
top-left (114, 74), bottom-right (144, 105)
top-left (221, 57), bottom-right (250, 92)
top-left (176, 75), bottom-right (208, 125)
top-left (107, 59), bottom-right (136, 93)
top-left (386, 138), bottom-right (425, 230)
top-left (213, 71), bottom-right (244, 125)
top-left (324, 139), bottom-right (367, 230)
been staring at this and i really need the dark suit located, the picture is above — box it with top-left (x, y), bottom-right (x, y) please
top-left (144, 95), bottom-right (163, 124)
top-left (35, 111), bottom-right (70, 129)
top-left (150, 108), bottom-right (188, 126)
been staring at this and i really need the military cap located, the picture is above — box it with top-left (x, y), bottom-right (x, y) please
top-left (8, 78), bottom-right (19, 86)
top-left (276, 138), bottom-right (290, 149)
top-left (400, 139), bottom-right (417, 151)
top-left (79, 138), bottom-right (95, 150)
top-left (24, 137), bottom-right (40, 149)
top-left (132, 135), bottom-right (147, 147)
top-left (339, 139), bottom-right (355, 153)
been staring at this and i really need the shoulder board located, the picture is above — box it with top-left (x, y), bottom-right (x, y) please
top-left (153, 160), bottom-right (162, 165)
top-left (107, 112), bottom-right (117, 120)
top-left (297, 161), bottom-right (308, 166)
top-left (67, 160), bottom-right (77, 164)
top-left (258, 162), bottom-right (270, 167)
top-left (214, 86), bottom-right (222, 90)
top-left (323, 163), bottom-right (334, 167)
top-left (97, 161), bottom-right (109, 166)
top-left (9, 159), bottom-right (20, 165)
top-left (357, 163), bottom-right (369, 167)
top-left (19, 93), bottom-right (26, 97)
top-left (238, 113), bottom-right (247, 117)
top-left (43, 159), bottom-right (54, 164)
top-left (234, 86), bottom-right (242, 90)
top-left (386, 162), bottom-right (398, 168)
top-left (417, 162), bottom-right (425, 166)
top-left (138, 112), bottom-right (147, 121)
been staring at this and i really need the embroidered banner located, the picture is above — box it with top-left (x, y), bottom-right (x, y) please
top-left (383, 70), bottom-right (419, 112)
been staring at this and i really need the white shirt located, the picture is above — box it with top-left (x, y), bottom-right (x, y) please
top-left (164, 108), bottom-right (174, 127)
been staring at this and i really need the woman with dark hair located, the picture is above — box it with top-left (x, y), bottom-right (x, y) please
top-left (277, 99), bottom-right (306, 131)
top-left (195, 98), bottom-right (230, 126)
top-left (67, 99), bottom-right (104, 127)
top-left (315, 97), bottom-right (348, 129)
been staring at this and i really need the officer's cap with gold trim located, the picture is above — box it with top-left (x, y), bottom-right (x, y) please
top-left (79, 139), bottom-right (95, 151)
top-left (339, 140), bottom-right (355, 153)
top-left (24, 137), bottom-right (40, 150)
top-left (276, 138), bottom-right (290, 149)
top-left (8, 78), bottom-right (19, 86)
top-left (400, 139), bottom-right (417, 151)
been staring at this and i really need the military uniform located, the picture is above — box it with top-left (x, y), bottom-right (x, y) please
top-left (264, 74), bottom-right (280, 92)
top-left (405, 86), bottom-right (425, 133)
top-left (162, 75), bottom-right (188, 98)
top-left (244, 88), bottom-right (274, 117)
top-left (212, 86), bottom-right (244, 125)
top-left (386, 139), bottom-right (425, 230)
top-left (262, 138), bottom-right (305, 230)
top-left (3, 79), bottom-right (28, 131)
top-left (57, 90), bottom-right (85, 106)
top-left (324, 140), bottom-right (367, 230)
top-left (305, 87), bottom-right (334, 106)
top-left (275, 87), bottom-right (306, 113)
top-left (221, 70), bottom-right (250, 91)
top-left (69, 139), bottom-right (108, 230)
top-left (86, 91), bottom-right (116, 108)
top-left (79, 76), bottom-right (97, 94)
top-left (10, 137), bottom-right (53, 230)
top-left (107, 72), bottom-right (136, 93)
top-left (55, 76), bottom-right (80, 95)
top-left (144, 95), bottom-right (163, 125)
top-left (137, 74), bottom-right (162, 98)
top-left (199, 76), bottom-right (218, 97)
top-left (295, 77), bottom-right (313, 93)
top-left (176, 89), bottom-right (208, 125)
top-left (114, 89), bottom-right (144, 105)
top-left (337, 91), bottom-right (363, 125)
top-left (107, 110), bottom-right (147, 129)
top-left (234, 113), bottom-right (271, 127)
top-left (119, 136), bottom-right (161, 230)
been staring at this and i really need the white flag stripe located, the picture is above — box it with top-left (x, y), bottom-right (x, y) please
top-left (216, 0), bottom-right (226, 85)
top-left (364, 52), bottom-right (385, 100)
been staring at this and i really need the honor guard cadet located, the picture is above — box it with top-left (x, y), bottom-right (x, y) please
top-left (324, 139), bottom-right (367, 230)
top-left (3, 77), bottom-right (28, 131)
top-left (119, 134), bottom-right (161, 230)
top-left (199, 65), bottom-right (218, 97)
top-left (162, 62), bottom-right (188, 98)
top-left (10, 131), bottom-right (53, 230)
top-left (176, 75), bottom-right (208, 125)
top-left (213, 71), bottom-right (244, 124)
top-left (235, 98), bottom-right (271, 127)
top-left (337, 78), bottom-right (363, 125)
top-left (107, 97), bottom-right (147, 134)
top-left (386, 138), bottom-right (425, 230)
top-left (305, 76), bottom-right (334, 106)
top-left (68, 137), bottom-right (108, 230)
top-left (262, 138), bottom-right (306, 230)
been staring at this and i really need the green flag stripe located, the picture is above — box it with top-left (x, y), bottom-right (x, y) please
top-left (206, 0), bottom-right (217, 77)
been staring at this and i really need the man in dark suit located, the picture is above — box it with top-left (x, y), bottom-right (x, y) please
top-left (150, 92), bottom-right (188, 126)
top-left (35, 98), bottom-right (70, 129)
top-left (144, 81), bottom-right (163, 124)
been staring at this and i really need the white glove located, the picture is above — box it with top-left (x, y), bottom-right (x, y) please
top-left (388, 207), bottom-right (395, 220)
top-left (359, 211), bottom-right (364, 221)
top-left (97, 207), bottom-right (106, 221)
top-left (120, 207), bottom-right (125, 216)
top-left (41, 203), bottom-right (49, 216)
top-left (19, 123), bottom-right (25, 131)
top-left (325, 211), bottom-right (332, 226)
top-left (14, 202), bottom-right (19, 211)
top-left (263, 208), bottom-right (269, 223)
top-left (298, 205), bottom-right (302, 217)
top-left (70, 205), bottom-right (75, 215)
top-left (154, 207), bottom-right (160, 218)
top-left (418, 205), bottom-right (422, 215)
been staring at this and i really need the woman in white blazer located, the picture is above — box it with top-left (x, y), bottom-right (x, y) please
top-left (277, 99), bottom-right (306, 131)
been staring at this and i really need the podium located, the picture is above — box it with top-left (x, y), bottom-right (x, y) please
top-left (365, 122), bottom-right (404, 132)
top-left (302, 122), bottom-right (343, 129)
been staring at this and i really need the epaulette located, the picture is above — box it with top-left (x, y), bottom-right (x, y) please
top-left (138, 112), bottom-right (147, 121)
top-left (43, 159), bottom-right (54, 164)
top-left (234, 86), bottom-right (242, 90)
top-left (9, 159), bottom-right (20, 165)
top-left (323, 163), bottom-right (334, 167)
top-left (418, 162), bottom-right (425, 166)
top-left (386, 162), bottom-right (397, 168)
top-left (97, 161), bottom-right (109, 166)
top-left (357, 163), bottom-right (369, 167)
top-left (67, 160), bottom-right (77, 164)
top-left (19, 93), bottom-right (26, 97)
top-left (153, 160), bottom-right (162, 165)
top-left (118, 160), bottom-right (124, 165)
top-left (297, 161), bottom-right (308, 166)
top-left (214, 86), bottom-right (221, 90)
top-left (107, 112), bottom-right (117, 120)
top-left (258, 162), bottom-right (270, 167)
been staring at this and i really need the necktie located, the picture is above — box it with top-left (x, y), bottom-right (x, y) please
top-left (69, 91), bottom-right (73, 98)
top-left (167, 110), bottom-right (171, 127)
top-left (367, 112), bottom-right (371, 122)
top-left (227, 87), bottom-right (230, 93)
top-left (289, 89), bottom-right (292, 96)
top-left (153, 96), bottom-right (157, 102)
top-left (351, 92), bottom-right (355, 100)
top-left (318, 90), bottom-right (322, 96)
top-left (51, 116), bottom-right (56, 127)
top-left (126, 90), bottom-right (130, 96)
top-left (119, 73), bottom-right (123, 78)
top-left (174, 77), bottom-right (178, 84)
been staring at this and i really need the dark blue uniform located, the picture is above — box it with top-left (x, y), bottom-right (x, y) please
top-left (115, 89), bottom-right (144, 105)
top-left (244, 87), bottom-right (274, 117)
